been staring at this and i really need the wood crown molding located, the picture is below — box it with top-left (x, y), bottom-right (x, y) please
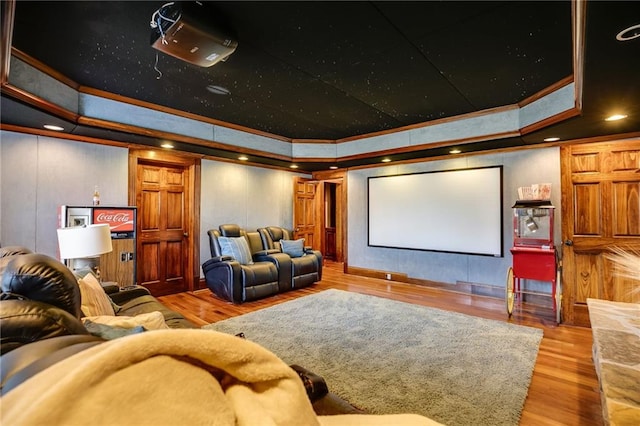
top-left (1, 83), bottom-right (79, 123)
top-left (2, 0), bottom-right (588, 167)
top-left (11, 47), bottom-right (80, 90)
top-left (77, 116), bottom-right (293, 162)
top-left (79, 85), bottom-right (292, 143)
top-left (6, 49), bottom-right (581, 151)
top-left (1, 1), bottom-right (16, 85)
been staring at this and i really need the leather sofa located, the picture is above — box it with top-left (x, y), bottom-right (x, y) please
top-left (258, 226), bottom-right (323, 285)
top-left (203, 224), bottom-right (325, 304)
top-left (0, 332), bottom-right (365, 417)
top-left (0, 248), bottom-right (370, 418)
top-left (0, 247), bottom-right (195, 355)
top-left (203, 224), bottom-right (291, 303)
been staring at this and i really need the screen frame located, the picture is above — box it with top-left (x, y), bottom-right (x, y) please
top-left (367, 165), bottom-right (504, 257)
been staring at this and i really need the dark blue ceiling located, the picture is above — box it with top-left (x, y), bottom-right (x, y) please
top-left (10, 1), bottom-right (574, 140)
top-left (2, 1), bottom-right (639, 172)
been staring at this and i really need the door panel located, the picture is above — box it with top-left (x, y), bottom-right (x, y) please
top-left (129, 149), bottom-right (202, 293)
top-left (613, 182), bottom-right (640, 235)
top-left (573, 184), bottom-right (601, 234)
top-left (167, 191), bottom-right (184, 228)
top-left (561, 139), bottom-right (640, 326)
top-left (136, 161), bottom-right (188, 296)
top-left (573, 253), bottom-right (600, 301)
top-left (165, 240), bottom-right (184, 286)
top-left (293, 177), bottom-right (319, 249)
top-left (310, 171), bottom-right (347, 264)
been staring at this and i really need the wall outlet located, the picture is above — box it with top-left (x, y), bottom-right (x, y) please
top-left (385, 273), bottom-right (392, 280)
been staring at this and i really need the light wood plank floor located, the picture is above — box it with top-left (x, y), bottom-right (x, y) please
top-left (159, 261), bottom-right (603, 426)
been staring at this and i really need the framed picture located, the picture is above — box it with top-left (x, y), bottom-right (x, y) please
top-left (69, 215), bottom-right (89, 227)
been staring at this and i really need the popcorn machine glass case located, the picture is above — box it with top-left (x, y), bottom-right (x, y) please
top-left (512, 200), bottom-right (554, 248)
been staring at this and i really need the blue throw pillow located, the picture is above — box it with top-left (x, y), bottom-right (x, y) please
top-left (280, 238), bottom-right (305, 258)
top-left (83, 321), bottom-right (145, 339)
top-left (218, 236), bottom-right (254, 265)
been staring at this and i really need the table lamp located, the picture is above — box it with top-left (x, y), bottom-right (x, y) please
top-left (57, 224), bottom-right (113, 280)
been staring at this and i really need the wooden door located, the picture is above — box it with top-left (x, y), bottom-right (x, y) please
top-left (311, 171), bottom-right (347, 264)
top-left (129, 150), bottom-right (201, 296)
top-left (136, 161), bottom-right (188, 295)
top-left (560, 139), bottom-right (640, 326)
top-left (333, 180), bottom-right (345, 263)
top-left (293, 177), bottom-right (320, 249)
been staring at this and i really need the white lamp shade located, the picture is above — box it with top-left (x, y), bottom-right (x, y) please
top-left (57, 224), bottom-right (113, 259)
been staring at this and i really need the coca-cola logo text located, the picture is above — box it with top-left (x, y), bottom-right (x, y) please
top-left (96, 212), bottom-right (131, 222)
top-left (93, 209), bottom-right (135, 232)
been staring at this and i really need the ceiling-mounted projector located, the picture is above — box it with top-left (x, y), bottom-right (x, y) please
top-left (150, 1), bottom-right (237, 67)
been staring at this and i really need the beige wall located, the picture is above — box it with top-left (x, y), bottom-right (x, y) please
top-left (347, 147), bottom-right (561, 289)
top-left (2, 129), bottom-right (561, 288)
top-left (0, 131), bottom-right (302, 273)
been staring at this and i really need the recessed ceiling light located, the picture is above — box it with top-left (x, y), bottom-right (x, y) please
top-left (160, 142), bottom-right (174, 149)
top-left (605, 114), bottom-right (628, 121)
top-left (544, 137), bottom-right (560, 142)
top-left (290, 164), bottom-right (299, 169)
top-left (381, 158), bottom-right (391, 163)
top-left (329, 166), bottom-right (338, 170)
top-left (616, 23), bottom-right (640, 41)
top-left (238, 156), bottom-right (248, 161)
top-left (44, 124), bottom-right (64, 131)
top-left (206, 85), bottom-right (231, 95)
top-left (449, 148), bottom-right (462, 154)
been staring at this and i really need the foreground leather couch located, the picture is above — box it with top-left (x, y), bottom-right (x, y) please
top-left (0, 248), bottom-right (440, 424)
top-left (0, 247), bottom-right (195, 355)
top-left (0, 330), bottom-right (439, 426)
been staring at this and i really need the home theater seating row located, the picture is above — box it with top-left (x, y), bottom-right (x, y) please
top-left (202, 224), bottom-right (323, 304)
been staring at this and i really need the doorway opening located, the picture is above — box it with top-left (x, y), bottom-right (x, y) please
top-left (324, 182), bottom-right (338, 260)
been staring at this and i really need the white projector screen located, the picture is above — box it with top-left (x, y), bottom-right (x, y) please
top-left (368, 166), bottom-right (503, 256)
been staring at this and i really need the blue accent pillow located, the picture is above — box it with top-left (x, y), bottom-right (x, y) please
top-left (218, 236), bottom-right (254, 265)
top-left (83, 321), bottom-right (145, 339)
top-left (280, 238), bottom-right (305, 258)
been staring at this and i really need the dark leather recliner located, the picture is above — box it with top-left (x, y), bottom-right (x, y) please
top-left (203, 224), bottom-right (293, 303)
top-left (1, 249), bottom-right (196, 355)
top-left (0, 252), bottom-right (90, 355)
top-left (258, 226), bottom-right (323, 286)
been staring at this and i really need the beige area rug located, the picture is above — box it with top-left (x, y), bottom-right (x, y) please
top-left (204, 289), bottom-right (543, 425)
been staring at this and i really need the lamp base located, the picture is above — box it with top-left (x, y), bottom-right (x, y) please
top-left (71, 257), bottom-right (103, 282)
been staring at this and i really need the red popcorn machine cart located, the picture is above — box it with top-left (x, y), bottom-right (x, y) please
top-left (506, 200), bottom-right (562, 324)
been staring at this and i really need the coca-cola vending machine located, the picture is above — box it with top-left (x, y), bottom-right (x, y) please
top-left (59, 205), bottom-right (137, 286)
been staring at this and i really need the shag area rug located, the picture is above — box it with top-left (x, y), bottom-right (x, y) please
top-left (204, 289), bottom-right (543, 425)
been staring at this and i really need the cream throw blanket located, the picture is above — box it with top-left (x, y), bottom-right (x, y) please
top-left (1, 329), bottom-right (441, 426)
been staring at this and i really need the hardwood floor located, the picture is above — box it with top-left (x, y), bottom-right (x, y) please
top-left (159, 261), bottom-right (603, 426)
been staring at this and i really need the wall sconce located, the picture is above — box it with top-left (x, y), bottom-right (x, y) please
top-left (57, 224), bottom-right (113, 280)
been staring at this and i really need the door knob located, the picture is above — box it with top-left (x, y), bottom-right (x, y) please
top-left (183, 232), bottom-right (189, 238)
top-left (564, 239), bottom-right (573, 246)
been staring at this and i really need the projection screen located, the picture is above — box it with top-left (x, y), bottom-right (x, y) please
top-left (368, 166), bottom-right (503, 256)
